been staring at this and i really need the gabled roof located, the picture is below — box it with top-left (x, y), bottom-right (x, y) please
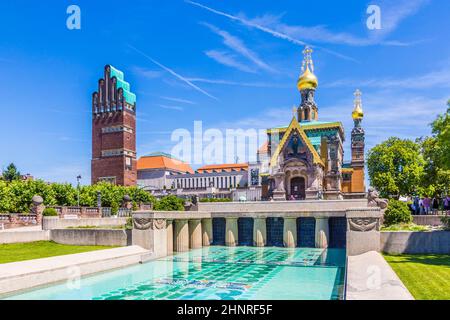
top-left (267, 120), bottom-right (343, 134)
top-left (137, 153), bottom-right (193, 173)
top-left (269, 117), bottom-right (324, 168)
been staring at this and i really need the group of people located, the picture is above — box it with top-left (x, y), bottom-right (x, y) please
top-left (410, 195), bottom-right (450, 215)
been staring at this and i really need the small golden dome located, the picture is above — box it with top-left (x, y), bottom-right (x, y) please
top-left (352, 89), bottom-right (364, 119)
top-left (352, 105), bottom-right (364, 120)
top-left (297, 66), bottom-right (318, 91)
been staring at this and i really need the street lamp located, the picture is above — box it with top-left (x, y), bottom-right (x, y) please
top-left (76, 175), bottom-right (82, 207)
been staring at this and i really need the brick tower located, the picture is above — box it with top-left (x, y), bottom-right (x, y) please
top-left (91, 65), bottom-right (137, 186)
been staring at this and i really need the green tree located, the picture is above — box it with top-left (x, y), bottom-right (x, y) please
top-left (50, 183), bottom-right (77, 206)
top-left (367, 137), bottom-right (425, 198)
top-left (419, 103), bottom-right (450, 195)
top-left (2, 163), bottom-right (21, 182)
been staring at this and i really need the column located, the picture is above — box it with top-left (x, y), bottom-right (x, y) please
top-left (166, 219), bottom-right (173, 255)
top-left (31, 195), bottom-right (45, 225)
top-left (201, 218), bottom-right (213, 246)
top-left (174, 219), bottom-right (189, 252)
top-left (253, 218), bottom-right (266, 247)
top-left (225, 217), bottom-right (238, 246)
top-left (315, 217), bottom-right (329, 249)
top-left (189, 219), bottom-right (202, 249)
top-left (283, 217), bottom-right (297, 248)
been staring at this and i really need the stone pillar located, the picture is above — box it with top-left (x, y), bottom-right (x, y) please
top-left (31, 195), bottom-right (45, 225)
top-left (122, 195), bottom-right (132, 209)
top-left (189, 219), bottom-right (202, 249)
top-left (201, 218), bottom-right (213, 246)
top-left (283, 217), bottom-right (297, 248)
top-left (315, 217), bottom-right (329, 249)
top-left (225, 217), bottom-right (238, 247)
top-left (60, 206), bottom-right (67, 218)
top-left (166, 219), bottom-right (173, 255)
top-left (132, 214), bottom-right (167, 258)
top-left (253, 218), bottom-right (267, 247)
top-left (346, 208), bottom-right (382, 256)
top-left (174, 219), bottom-right (189, 252)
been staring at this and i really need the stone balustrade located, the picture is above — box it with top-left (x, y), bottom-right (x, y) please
top-left (48, 206), bottom-right (104, 218)
top-left (132, 203), bottom-right (381, 258)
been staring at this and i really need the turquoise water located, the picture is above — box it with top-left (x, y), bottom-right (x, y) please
top-left (6, 246), bottom-right (346, 300)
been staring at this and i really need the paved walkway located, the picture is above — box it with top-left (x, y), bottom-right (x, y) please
top-left (346, 251), bottom-right (414, 300)
top-left (0, 245), bottom-right (151, 296)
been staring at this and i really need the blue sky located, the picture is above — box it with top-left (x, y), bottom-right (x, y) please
top-left (0, 0), bottom-right (449, 185)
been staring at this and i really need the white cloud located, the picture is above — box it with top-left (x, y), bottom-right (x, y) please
top-left (186, 77), bottom-right (291, 88)
top-left (186, 1), bottom-right (356, 61)
top-left (323, 68), bottom-right (450, 89)
top-left (187, 0), bottom-right (429, 49)
top-left (369, 0), bottom-right (430, 41)
top-left (158, 104), bottom-right (184, 111)
top-left (131, 66), bottom-right (162, 79)
top-left (127, 44), bottom-right (219, 101)
top-left (205, 50), bottom-right (256, 73)
top-left (161, 96), bottom-right (197, 105)
top-left (202, 22), bottom-right (276, 73)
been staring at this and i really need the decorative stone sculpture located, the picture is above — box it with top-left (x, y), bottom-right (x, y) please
top-left (133, 218), bottom-right (153, 230)
top-left (367, 187), bottom-right (388, 209)
top-left (348, 217), bottom-right (379, 232)
top-left (123, 194), bottom-right (132, 209)
top-left (31, 195), bottom-right (45, 224)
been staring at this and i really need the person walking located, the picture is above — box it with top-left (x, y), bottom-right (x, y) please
top-left (413, 196), bottom-right (420, 215)
top-left (423, 196), bottom-right (431, 215)
top-left (419, 197), bottom-right (424, 215)
top-left (432, 196), bottom-right (440, 215)
top-left (444, 195), bottom-right (450, 215)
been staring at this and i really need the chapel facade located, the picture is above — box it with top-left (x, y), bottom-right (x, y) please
top-left (265, 47), bottom-right (366, 200)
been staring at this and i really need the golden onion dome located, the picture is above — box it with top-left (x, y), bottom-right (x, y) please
top-left (297, 66), bottom-right (318, 91)
top-left (352, 89), bottom-right (364, 120)
top-left (352, 105), bottom-right (364, 120)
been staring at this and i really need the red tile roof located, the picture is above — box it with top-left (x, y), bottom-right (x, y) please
top-left (258, 141), bottom-right (268, 153)
top-left (137, 154), bottom-right (193, 173)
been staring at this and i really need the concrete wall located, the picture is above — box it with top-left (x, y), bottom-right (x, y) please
top-left (381, 231), bottom-right (450, 254)
top-left (43, 217), bottom-right (127, 230)
top-left (0, 230), bottom-right (50, 244)
top-left (197, 199), bottom-right (367, 213)
top-left (49, 229), bottom-right (130, 246)
top-left (412, 215), bottom-right (443, 226)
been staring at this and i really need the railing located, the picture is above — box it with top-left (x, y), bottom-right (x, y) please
top-left (102, 207), bottom-right (112, 217)
top-left (0, 213), bottom-right (37, 226)
top-left (117, 208), bottom-right (132, 217)
top-left (47, 206), bottom-right (107, 218)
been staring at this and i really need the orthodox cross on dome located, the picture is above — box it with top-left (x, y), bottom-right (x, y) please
top-left (352, 89), bottom-right (364, 124)
top-left (301, 46), bottom-right (314, 73)
top-left (354, 89), bottom-right (362, 108)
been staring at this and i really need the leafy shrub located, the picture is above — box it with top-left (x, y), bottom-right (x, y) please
top-left (125, 217), bottom-right (133, 230)
top-left (0, 180), bottom-right (156, 213)
top-left (383, 199), bottom-right (412, 226)
top-left (43, 208), bottom-right (58, 216)
top-left (154, 195), bottom-right (185, 211)
top-left (441, 215), bottom-right (450, 230)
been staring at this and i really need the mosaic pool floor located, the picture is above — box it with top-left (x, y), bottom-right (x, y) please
top-left (6, 246), bottom-right (346, 300)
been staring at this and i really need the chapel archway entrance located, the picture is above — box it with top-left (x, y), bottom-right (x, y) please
top-left (290, 177), bottom-right (306, 200)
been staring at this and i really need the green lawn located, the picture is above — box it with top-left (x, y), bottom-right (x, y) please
top-left (0, 241), bottom-right (116, 264)
top-left (384, 254), bottom-right (450, 300)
